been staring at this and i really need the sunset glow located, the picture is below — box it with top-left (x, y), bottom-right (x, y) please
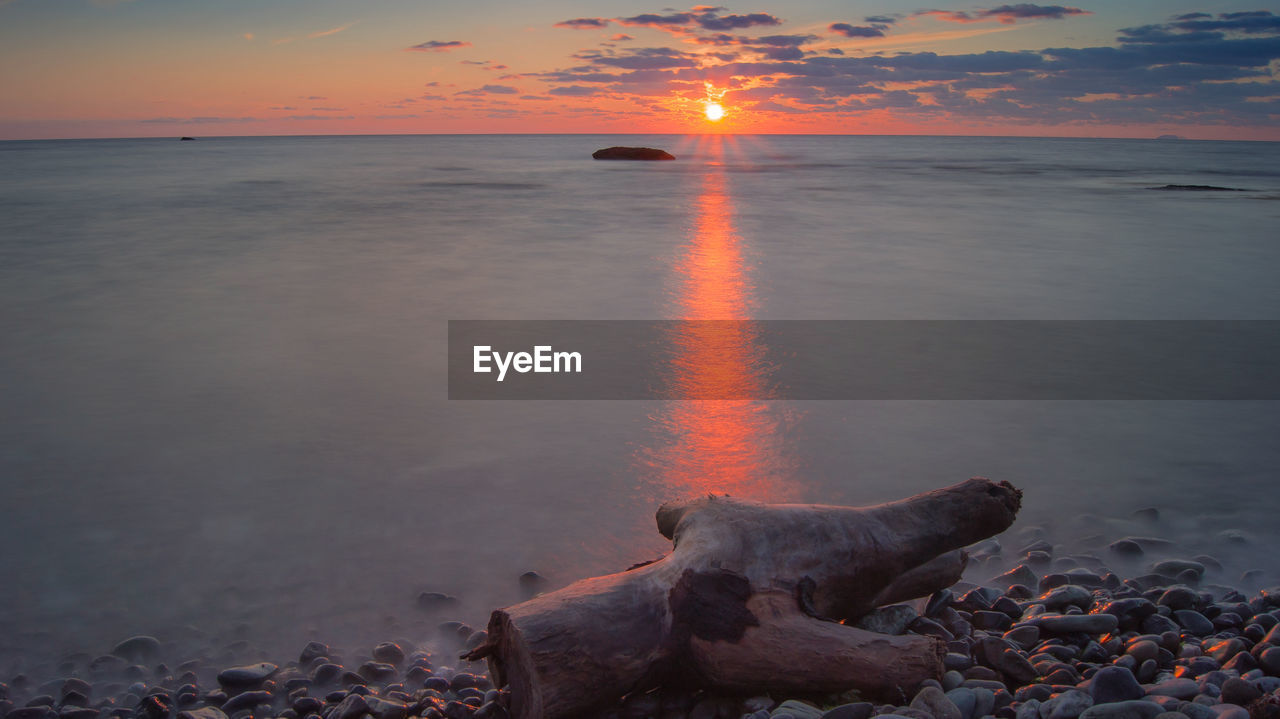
top-left (0, 2), bottom-right (1277, 140)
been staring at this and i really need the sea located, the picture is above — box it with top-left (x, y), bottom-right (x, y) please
top-left (1, 134), bottom-right (1278, 675)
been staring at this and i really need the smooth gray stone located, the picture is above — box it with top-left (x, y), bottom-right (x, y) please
top-left (372, 643), bottom-right (405, 666)
top-left (1146, 680), bottom-right (1198, 700)
top-left (1152, 713), bottom-right (1189, 719)
top-left (221, 691), bottom-right (270, 715)
top-left (944, 671), bottom-right (966, 692)
top-left (1175, 703), bottom-right (1216, 719)
top-left (1090, 667), bottom-right (1146, 704)
top-left (1206, 707), bottom-right (1248, 719)
top-left (1078, 701), bottom-right (1164, 719)
top-left (1004, 626), bottom-right (1041, 650)
top-left (217, 663), bottom-right (278, 689)
top-left (111, 637), bottom-right (162, 663)
top-left (1036, 614), bottom-right (1119, 635)
top-left (1157, 588), bottom-right (1200, 612)
top-left (820, 703), bottom-right (873, 719)
top-left (911, 687), bottom-right (962, 719)
top-left (857, 605), bottom-right (919, 636)
top-left (1017, 700), bottom-right (1042, 719)
top-left (1172, 611), bottom-right (1214, 636)
top-left (772, 700), bottom-right (822, 719)
top-left (1041, 586), bottom-right (1094, 611)
top-left (1045, 690), bottom-right (1093, 719)
top-left (329, 694), bottom-right (369, 719)
top-left (365, 698), bottom-right (408, 719)
top-left (945, 689), bottom-right (977, 719)
top-left (972, 688), bottom-right (996, 719)
top-left (1152, 561), bottom-right (1204, 578)
top-left (998, 649), bottom-right (1038, 684)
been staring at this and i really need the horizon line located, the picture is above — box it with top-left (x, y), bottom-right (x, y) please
top-left (3, 131), bottom-right (1274, 144)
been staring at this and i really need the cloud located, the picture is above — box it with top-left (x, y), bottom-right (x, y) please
top-left (830, 23), bottom-right (887, 38)
top-left (141, 116), bottom-right (258, 124)
top-left (556, 18), bottom-right (610, 29)
top-left (307, 22), bottom-right (355, 40)
top-left (548, 85), bottom-right (602, 96)
top-left (920, 4), bottom-right (1091, 25)
top-left (455, 84), bottom-right (520, 96)
top-left (590, 47), bottom-right (701, 70)
top-left (696, 12), bottom-right (782, 30)
top-left (523, 5), bottom-right (1279, 132)
top-left (1168, 10), bottom-right (1280, 35)
top-left (612, 34), bottom-right (635, 41)
top-left (616, 6), bottom-right (781, 34)
top-left (406, 40), bottom-right (471, 52)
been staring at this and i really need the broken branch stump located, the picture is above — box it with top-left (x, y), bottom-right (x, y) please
top-left (465, 477), bottom-right (1023, 719)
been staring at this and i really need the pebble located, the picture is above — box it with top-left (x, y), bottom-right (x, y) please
top-left (1044, 689), bottom-right (1093, 719)
top-left (330, 694), bottom-right (369, 719)
top-left (773, 700), bottom-right (823, 719)
top-left (1208, 707), bottom-right (1249, 719)
top-left (357, 662), bottom-right (397, 683)
top-left (310, 663), bottom-right (342, 686)
top-left (1089, 666), bottom-right (1146, 703)
top-left (857, 606), bottom-right (919, 636)
top-left (1259, 646), bottom-right (1280, 675)
top-left (1147, 680), bottom-right (1198, 700)
top-left (219, 691), bottom-right (271, 715)
top-left (1040, 585), bottom-right (1095, 611)
top-left (1079, 701), bottom-right (1165, 719)
top-left (910, 687), bottom-right (962, 719)
top-left (944, 689), bottom-right (976, 719)
top-left (177, 710), bottom-right (228, 719)
top-left (1216, 678), bottom-right (1260, 706)
top-left (217, 663), bottom-right (277, 689)
top-left (110, 637), bottom-right (161, 663)
top-left (822, 703), bottom-right (873, 719)
top-left (1172, 611), bottom-right (1214, 636)
top-left (298, 642), bottom-right (329, 664)
top-left (1034, 614), bottom-right (1119, 635)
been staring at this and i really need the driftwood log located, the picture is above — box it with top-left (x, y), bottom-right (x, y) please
top-left (465, 478), bottom-right (1022, 719)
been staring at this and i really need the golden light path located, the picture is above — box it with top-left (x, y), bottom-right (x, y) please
top-left (639, 135), bottom-right (802, 501)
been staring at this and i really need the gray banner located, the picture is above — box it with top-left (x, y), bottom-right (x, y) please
top-left (448, 320), bottom-right (1280, 400)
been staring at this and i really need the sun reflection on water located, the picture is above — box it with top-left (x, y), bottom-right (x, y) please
top-left (638, 137), bottom-right (802, 501)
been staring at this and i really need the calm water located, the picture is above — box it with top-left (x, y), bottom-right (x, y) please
top-left (2, 134), bottom-right (1279, 673)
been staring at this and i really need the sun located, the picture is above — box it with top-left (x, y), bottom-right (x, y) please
top-left (704, 101), bottom-right (725, 122)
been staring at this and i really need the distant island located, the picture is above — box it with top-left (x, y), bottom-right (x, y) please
top-left (592, 146), bottom-right (675, 161)
top-left (1156, 134), bottom-right (1183, 140)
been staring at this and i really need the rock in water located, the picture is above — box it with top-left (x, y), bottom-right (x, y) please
top-left (179, 137), bottom-right (196, 141)
top-left (591, 146), bottom-right (675, 161)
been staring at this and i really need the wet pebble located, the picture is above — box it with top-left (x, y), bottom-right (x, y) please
top-left (110, 637), bottom-right (161, 664)
top-left (910, 687), bottom-right (962, 719)
top-left (1088, 666), bottom-right (1145, 704)
top-left (220, 690), bottom-right (271, 715)
top-left (372, 643), bottom-right (405, 666)
top-left (216, 663), bottom-right (277, 690)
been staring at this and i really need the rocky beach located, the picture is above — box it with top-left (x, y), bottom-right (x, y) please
top-left (2, 505), bottom-right (1278, 719)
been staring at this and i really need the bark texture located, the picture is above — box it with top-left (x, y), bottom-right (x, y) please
top-left (465, 477), bottom-right (1022, 719)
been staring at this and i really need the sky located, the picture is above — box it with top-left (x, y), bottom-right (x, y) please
top-left (1, 0), bottom-right (1278, 140)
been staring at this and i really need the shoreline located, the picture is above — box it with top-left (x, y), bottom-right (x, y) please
top-left (2, 526), bottom-right (1278, 719)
